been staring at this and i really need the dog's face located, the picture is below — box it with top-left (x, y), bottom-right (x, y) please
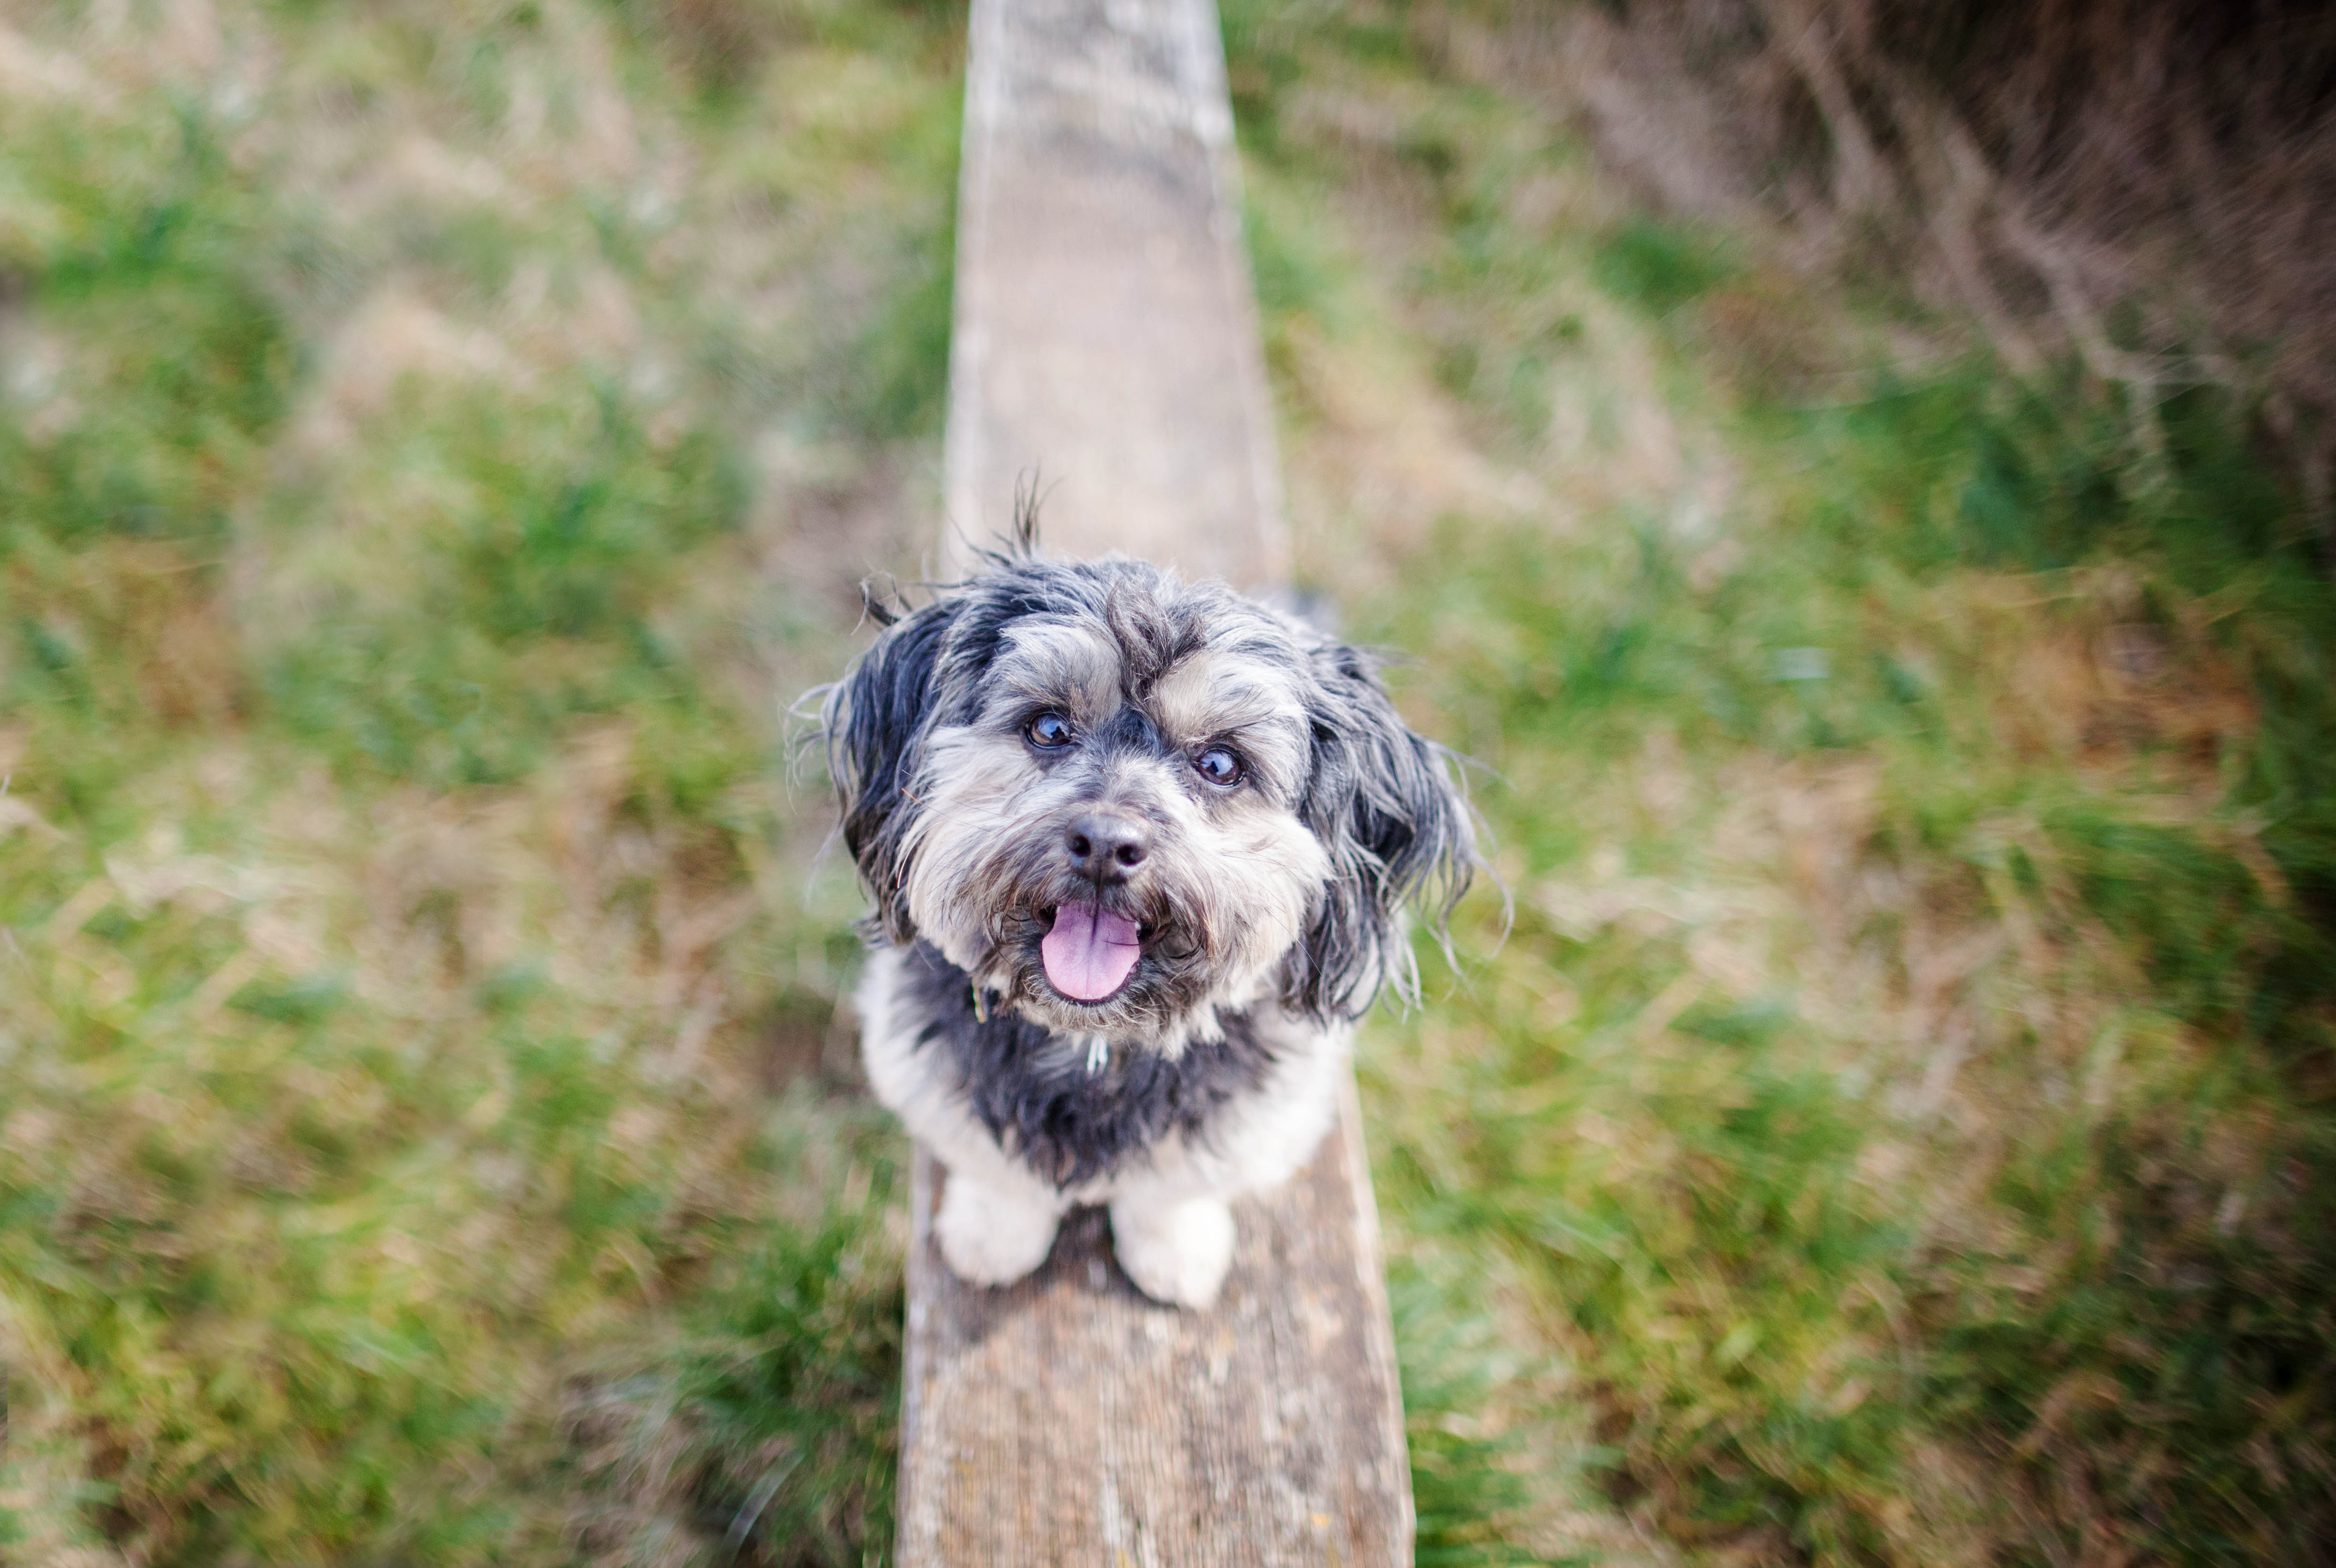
top-left (823, 556), bottom-right (1474, 1048)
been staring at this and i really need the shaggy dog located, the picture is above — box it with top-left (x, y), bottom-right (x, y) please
top-left (819, 534), bottom-right (1475, 1308)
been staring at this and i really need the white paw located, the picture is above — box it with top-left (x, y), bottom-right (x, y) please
top-left (1110, 1196), bottom-right (1236, 1309)
top-left (934, 1174), bottom-right (1061, 1287)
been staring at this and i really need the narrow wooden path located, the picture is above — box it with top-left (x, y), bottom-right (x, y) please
top-left (895, 0), bottom-right (1415, 1561)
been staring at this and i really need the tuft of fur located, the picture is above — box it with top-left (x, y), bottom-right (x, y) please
top-left (814, 538), bottom-right (1477, 1305)
top-left (896, 940), bottom-right (1282, 1188)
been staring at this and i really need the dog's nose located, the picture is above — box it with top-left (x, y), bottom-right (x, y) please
top-left (1065, 812), bottom-right (1150, 880)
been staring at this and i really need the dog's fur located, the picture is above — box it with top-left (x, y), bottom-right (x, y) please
top-left (818, 536), bottom-right (1475, 1308)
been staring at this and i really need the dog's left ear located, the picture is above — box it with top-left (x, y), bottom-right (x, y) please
top-left (822, 594), bottom-right (961, 943)
top-left (1285, 643), bottom-right (1479, 1020)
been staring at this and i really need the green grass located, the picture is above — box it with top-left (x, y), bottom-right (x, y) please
top-left (1225, 3), bottom-right (2336, 1559)
top-left (0, 3), bottom-right (945, 1560)
top-left (4, 0), bottom-right (2333, 1564)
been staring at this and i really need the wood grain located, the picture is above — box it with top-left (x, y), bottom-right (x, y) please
top-left (898, 1084), bottom-right (1412, 1566)
top-left (897, 0), bottom-right (1414, 1561)
top-left (940, 0), bottom-right (1288, 590)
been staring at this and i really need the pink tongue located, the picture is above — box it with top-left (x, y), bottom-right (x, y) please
top-left (1040, 900), bottom-right (1143, 1002)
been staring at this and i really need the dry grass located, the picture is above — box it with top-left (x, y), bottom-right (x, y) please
top-left (1477, 0), bottom-right (2336, 554)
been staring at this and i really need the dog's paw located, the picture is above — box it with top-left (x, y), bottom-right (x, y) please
top-left (934, 1174), bottom-right (1061, 1287)
top-left (1109, 1195), bottom-right (1236, 1309)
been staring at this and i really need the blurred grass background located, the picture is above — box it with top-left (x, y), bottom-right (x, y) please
top-left (1, 1), bottom-right (2331, 1564)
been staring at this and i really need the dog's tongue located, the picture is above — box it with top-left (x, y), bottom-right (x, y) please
top-left (1041, 900), bottom-right (1143, 1002)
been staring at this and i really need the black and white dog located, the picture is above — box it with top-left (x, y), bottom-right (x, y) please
top-left (819, 535), bottom-right (1475, 1308)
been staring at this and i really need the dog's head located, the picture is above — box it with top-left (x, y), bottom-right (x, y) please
top-left (820, 553), bottom-right (1476, 1048)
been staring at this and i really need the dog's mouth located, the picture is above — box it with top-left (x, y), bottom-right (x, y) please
top-left (1038, 899), bottom-right (1145, 1004)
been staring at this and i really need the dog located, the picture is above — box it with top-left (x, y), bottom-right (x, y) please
top-left (818, 528), bottom-right (1476, 1308)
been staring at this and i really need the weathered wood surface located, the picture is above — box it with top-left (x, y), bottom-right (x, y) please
top-left (898, 0), bottom-right (1412, 1562)
top-left (899, 1082), bottom-right (1411, 1566)
top-left (939, 0), bottom-right (1288, 589)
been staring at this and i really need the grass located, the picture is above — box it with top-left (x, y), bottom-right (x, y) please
top-left (3, 1), bottom-right (2332, 1565)
top-left (1226, 2), bottom-right (2336, 1560)
top-left (0, 2), bottom-right (948, 1560)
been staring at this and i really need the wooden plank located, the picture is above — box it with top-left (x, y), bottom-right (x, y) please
top-left (898, 1082), bottom-right (1411, 1566)
top-left (939, 0), bottom-right (1288, 589)
top-left (896, 0), bottom-right (1413, 1562)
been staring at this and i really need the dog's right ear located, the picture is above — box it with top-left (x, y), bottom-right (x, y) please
top-left (822, 595), bottom-right (960, 944)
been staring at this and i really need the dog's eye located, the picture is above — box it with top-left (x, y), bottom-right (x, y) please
top-left (1026, 711), bottom-right (1074, 749)
top-left (1193, 746), bottom-right (1244, 787)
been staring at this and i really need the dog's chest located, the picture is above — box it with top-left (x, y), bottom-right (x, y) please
top-left (896, 942), bottom-right (1281, 1188)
